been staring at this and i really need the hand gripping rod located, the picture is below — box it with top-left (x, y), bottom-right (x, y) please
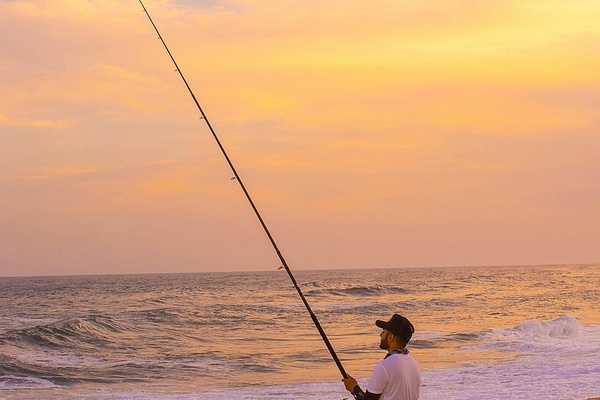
top-left (138, 0), bottom-right (348, 379)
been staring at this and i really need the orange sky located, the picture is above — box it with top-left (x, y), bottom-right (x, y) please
top-left (1, 0), bottom-right (599, 276)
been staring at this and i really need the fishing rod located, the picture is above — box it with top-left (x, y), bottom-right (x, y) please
top-left (137, 0), bottom-right (348, 379)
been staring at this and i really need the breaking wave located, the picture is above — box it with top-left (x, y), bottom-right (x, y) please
top-left (503, 315), bottom-right (580, 340)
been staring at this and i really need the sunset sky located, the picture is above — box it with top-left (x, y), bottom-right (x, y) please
top-left (1, 0), bottom-right (599, 276)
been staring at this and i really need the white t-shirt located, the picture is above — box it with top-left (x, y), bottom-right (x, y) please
top-left (366, 353), bottom-right (421, 400)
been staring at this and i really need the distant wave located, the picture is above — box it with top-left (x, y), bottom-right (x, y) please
top-left (304, 285), bottom-right (408, 297)
top-left (410, 331), bottom-right (485, 350)
top-left (1, 315), bottom-right (126, 349)
top-left (408, 339), bottom-right (439, 349)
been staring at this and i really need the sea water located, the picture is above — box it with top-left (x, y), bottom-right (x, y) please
top-left (1, 265), bottom-right (599, 399)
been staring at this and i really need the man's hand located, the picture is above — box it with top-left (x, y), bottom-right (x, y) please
top-left (342, 375), bottom-right (359, 392)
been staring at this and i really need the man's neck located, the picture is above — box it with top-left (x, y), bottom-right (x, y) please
top-left (387, 343), bottom-right (405, 352)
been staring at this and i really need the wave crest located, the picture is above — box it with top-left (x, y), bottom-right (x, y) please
top-left (497, 315), bottom-right (581, 342)
top-left (513, 315), bottom-right (580, 338)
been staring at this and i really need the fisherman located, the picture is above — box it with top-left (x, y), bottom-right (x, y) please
top-left (342, 314), bottom-right (421, 400)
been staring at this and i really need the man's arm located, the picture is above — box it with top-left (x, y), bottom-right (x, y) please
top-left (350, 385), bottom-right (381, 400)
top-left (342, 376), bottom-right (382, 400)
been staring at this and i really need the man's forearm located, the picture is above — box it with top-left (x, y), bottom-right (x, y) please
top-left (351, 385), bottom-right (381, 400)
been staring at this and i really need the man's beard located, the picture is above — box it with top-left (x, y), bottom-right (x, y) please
top-left (379, 337), bottom-right (388, 350)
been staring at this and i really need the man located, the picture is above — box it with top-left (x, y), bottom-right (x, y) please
top-left (342, 314), bottom-right (420, 400)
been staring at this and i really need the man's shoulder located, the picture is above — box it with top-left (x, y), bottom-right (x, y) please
top-left (378, 353), bottom-right (419, 369)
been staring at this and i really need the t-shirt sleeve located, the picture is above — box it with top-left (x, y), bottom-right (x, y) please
top-left (366, 362), bottom-right (389, 395)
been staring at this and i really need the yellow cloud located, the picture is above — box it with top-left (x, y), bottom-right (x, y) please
top-left (3, 166), bottom-right (109, 182)
top-left (0, 113), bottom-right (68, 129)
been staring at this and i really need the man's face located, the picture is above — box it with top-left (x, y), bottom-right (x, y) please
top-left (379, 329), bottom-right (390, 350)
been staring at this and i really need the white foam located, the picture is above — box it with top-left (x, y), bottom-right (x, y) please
top-left (466, 315), bottom-right (589, 354)
top-left (420, 318), bottom-right (600, 399)
top-left (0, 375), bottom-right (57, 390)
top-left (198, 382), bottom-right (349, 400)
top-left (420, 347), bottom-right (600, 400)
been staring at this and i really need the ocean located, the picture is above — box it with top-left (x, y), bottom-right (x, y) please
top-left (1, 265), bottom-right (599, 399)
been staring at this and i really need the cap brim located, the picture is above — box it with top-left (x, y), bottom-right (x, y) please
top-left (375, 320), bottom-right (388, 329)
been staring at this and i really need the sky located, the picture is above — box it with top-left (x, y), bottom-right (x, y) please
top-left (1, 0), bottom-right (599, 277)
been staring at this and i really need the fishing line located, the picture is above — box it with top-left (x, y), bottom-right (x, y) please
top-left (137, 0), bottom-right (348, 379)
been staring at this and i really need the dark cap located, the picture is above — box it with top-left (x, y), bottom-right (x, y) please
top-left (376, 314), bottom-right (415, 343)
